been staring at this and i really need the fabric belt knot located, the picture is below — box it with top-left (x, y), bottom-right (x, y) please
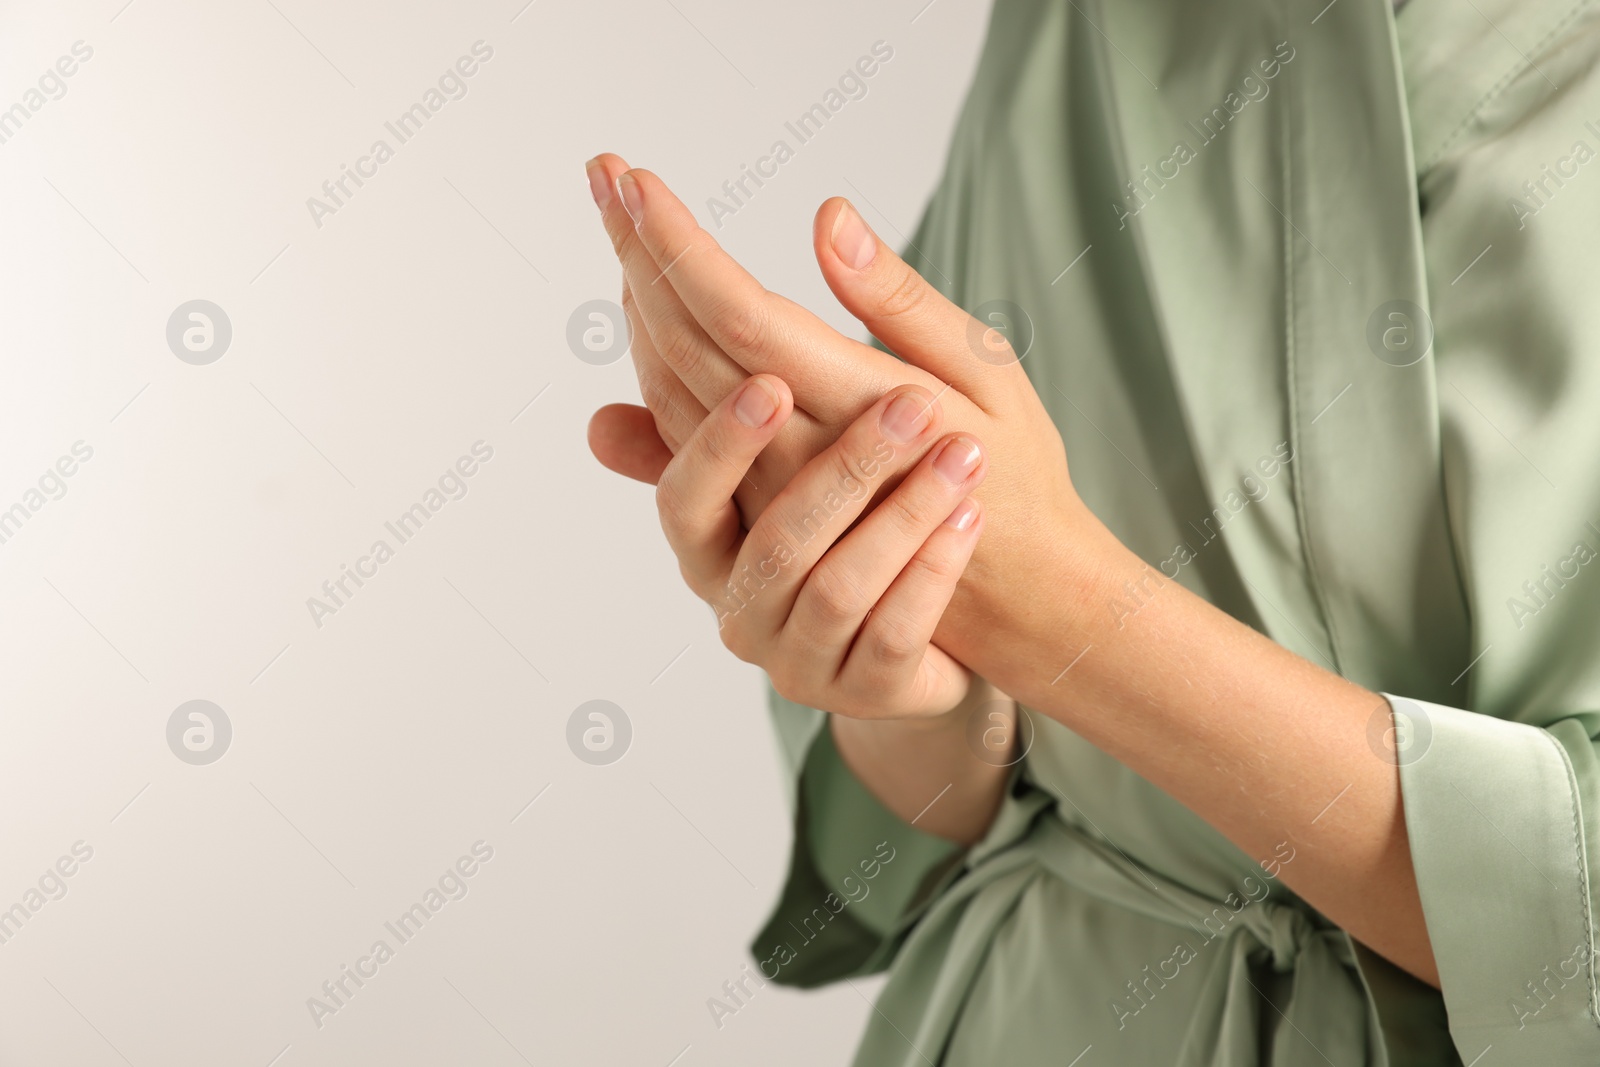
top-left (851, 804), bottom-right (1388, 1066)
top-left (1258, 897), bottom-right (1320, 973)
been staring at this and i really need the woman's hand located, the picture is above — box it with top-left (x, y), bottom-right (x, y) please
top-left (590, 375), bottom-right (1020, 844)
top-left (585, 153), bottom-right (1120, 679)
top-left (584, 157), bottom-right (1445, 985)
top-left (643, 370), bottom-right (991, 720)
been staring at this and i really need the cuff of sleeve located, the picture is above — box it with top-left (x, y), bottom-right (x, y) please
top-left (803, 721), bottom-right (964, 940)
top-left (749, 717), bottom-right (965, 988)
top-left (1389, 693), bottom-right (1600, 1055)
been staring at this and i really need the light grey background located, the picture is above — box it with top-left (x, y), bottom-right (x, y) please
top-left (0, 0), bottom-right (986, 1063)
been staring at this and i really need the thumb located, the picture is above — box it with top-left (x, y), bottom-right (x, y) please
top-left (813, 198), bottom-right (1025, 407)
top-left (588, 403), bottom-right (673, 485)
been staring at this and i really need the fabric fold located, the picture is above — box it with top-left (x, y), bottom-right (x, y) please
top-left (1390, 694), bottom-right (1600, 1057)
top-left (857, 791), bottom-right (1383, 1067)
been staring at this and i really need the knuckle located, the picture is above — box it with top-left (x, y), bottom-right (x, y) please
top-left (638, 384), bottom-right (687, 446)
top-left (866, 618), bottom-right (923, 671)
top-left (637, 373), bottom-right (671, 416)
top-left (879, 487), bottom-right (932, 534)
top-left (905, 543), bottom-right (965, 588)
top-left (654, 474), bottom-right (692, 534)
top-left (806, 561), bottom-right (871, 625)
top-left (833, 670), bottom-right (890, 718)
top-left (652, 315), bottom-right (711, 380)
top-left (709, 294), bottom-right (772, 355)
top-left (698, 421), bottom-right (741, 474)
top-left (765, 660), bottom-right (806, 704)
top-left (719, 621), bottom-right (756, 664)
top-left (878, 263), bottom-right (930, 320)
top-left (828, 692), bottom-right (871, 720)
top-left (827, 439), bottom-right (877, 502)
top-left (602, 215), bottom-right (631, 255)
top-left (621, 290), bottom-right (653, 352)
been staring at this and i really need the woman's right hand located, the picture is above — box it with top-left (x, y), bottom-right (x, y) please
top-left (592, 373), bottom-right (989, 721)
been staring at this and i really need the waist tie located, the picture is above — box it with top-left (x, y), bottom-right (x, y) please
top-left (851, 811), bottom-right (1388, 1067)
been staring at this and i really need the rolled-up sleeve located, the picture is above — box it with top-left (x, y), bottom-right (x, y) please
top-left (1388, 693), bottom-right (1600, 1057)
top-left (750, 688), bottom-right (965, 988)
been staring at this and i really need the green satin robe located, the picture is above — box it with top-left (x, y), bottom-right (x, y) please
top-left (750, 0), bottom-right (1600, 1063)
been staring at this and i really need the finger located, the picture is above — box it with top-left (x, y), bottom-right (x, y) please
top-left (588, 404), bottom-right (673, 484)
top-left (717, 385), bottom-right (944, 632)
top-left (621, 278), bottom-right (704, 451)
top-left (840, 496), bottom-right (984, 716)
top-left (767, 433), bottom-right (982, 705)
top-left (591, 155), bottom-right (708, 446)
top-left (790, 432), bottom-right (985, 649)
top-left (614, 167), bottom-right (909, 417)
top-left (814, 197), bottom-right (1026, 411)
top-left (657, 375), bottom-right (793, 593)
top-left (587, 154), bottom-right (747, 410)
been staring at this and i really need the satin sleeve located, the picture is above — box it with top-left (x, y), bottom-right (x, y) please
top-left (1388, 693), bottom-right (1600, 1056)
top-left (748, 687), bottom-right (965, 988)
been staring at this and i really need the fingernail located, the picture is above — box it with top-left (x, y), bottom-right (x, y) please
top-left (830, 200), bottom-right (877, 270)
top-left (881, 393), bottom-right (931, 444)
top-left (934, 435), bottom-right (982, 483)
top-left (585, 158), bottom-right (611, 211)
top-left (617, 172), bottom-right (644, 228)
top-left (944, 498), bottom-right (979, 530)
top-left (734, 379), bottom-right (779, 428)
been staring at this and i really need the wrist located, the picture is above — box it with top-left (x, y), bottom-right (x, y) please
top-left (828, 676), bottom-right (1016, 846)
top-left (947, 504), bottom-right (1140, 711)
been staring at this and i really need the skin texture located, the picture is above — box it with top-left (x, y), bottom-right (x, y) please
top-left (583, 153), bottom-right (1441, 987)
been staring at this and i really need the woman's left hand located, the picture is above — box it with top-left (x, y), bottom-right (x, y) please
top-left (584, 154), bottom-right (1125, 676)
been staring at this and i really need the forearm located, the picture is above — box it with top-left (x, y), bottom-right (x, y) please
top-left (829, 677), bottom-right (1015, 847)
top-left (969, 527), bottom-right (1439, 986)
